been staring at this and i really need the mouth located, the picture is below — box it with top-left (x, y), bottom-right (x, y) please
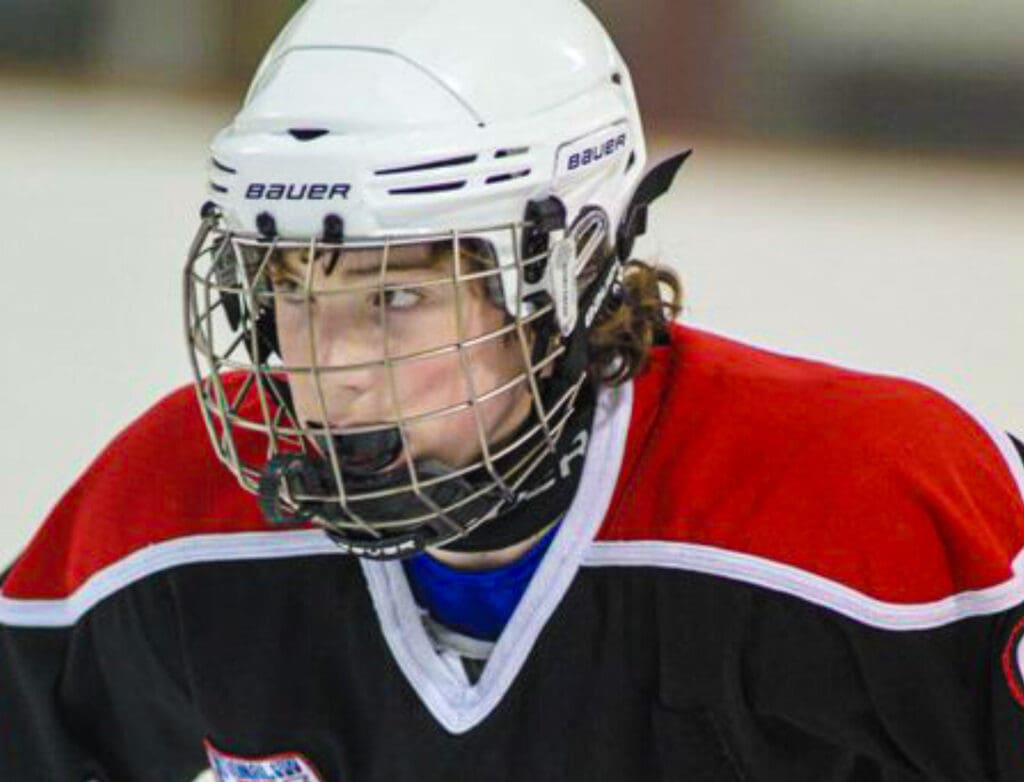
top-left (306, 421), bottom-right (407, 478)
top-left (346, 447), bottom-right (408, 478)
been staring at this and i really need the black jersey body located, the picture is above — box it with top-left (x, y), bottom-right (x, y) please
top-left (3, 325), bottom-right (1024, 781)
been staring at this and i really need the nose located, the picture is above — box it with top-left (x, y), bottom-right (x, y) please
top-left (307, 304), bottom-right (387, 414)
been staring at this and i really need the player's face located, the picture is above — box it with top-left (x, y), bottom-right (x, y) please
top-left (268, 241), bottom-right (533, 470)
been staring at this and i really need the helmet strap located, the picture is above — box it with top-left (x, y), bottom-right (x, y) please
top-left (441, 382), bottom-right (595, 553)
top-left (441, 246), bottom-right (622, 554)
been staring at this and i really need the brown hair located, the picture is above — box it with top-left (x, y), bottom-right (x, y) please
top-left (586, 259), bottom-right (683, 385)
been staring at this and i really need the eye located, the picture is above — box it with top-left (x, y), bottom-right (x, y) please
top-left (371, 288), bottom-right (423, 311)
top-left (271, 275), bottom-right (307, 302)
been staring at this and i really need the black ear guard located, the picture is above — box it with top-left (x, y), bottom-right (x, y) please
top-left (521, 196), bottom-right (568, 285)
top-left (212, 239), bottom-right (281, 363)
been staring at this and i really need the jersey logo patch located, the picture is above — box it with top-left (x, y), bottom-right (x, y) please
top-left (1002, 616), bottom-right (1024, 712)
top-left (205, 740), bottom-right (326, 782)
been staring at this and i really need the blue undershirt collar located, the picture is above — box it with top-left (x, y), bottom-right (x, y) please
top-left (402, 522), bottom-right (561, 642)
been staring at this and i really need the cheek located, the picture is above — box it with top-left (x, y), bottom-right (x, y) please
top-left (274, 306), bottom-right (314, 413)
top-left (390, 353), bottom-right (468, 413)
top-left (275, 306), bottom-right (309, 362)
top-left (469, 344), bottom-right (531, 437)
top-left (389, 333), bottom-right (524, 414)
top-left (401, 342), bottom-right (531, 462)
top-left (392, 357), bottom-right (477, 462)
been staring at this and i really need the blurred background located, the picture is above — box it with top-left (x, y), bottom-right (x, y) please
top-left (1, 0), bottom-right (1022, 584)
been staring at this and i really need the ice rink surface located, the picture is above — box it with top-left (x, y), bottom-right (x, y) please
top-left (1, 78), bottom-right (1022, 574)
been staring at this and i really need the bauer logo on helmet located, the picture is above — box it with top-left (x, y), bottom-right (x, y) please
top-left (557, 123), bottom-right (630, 179)
top-left (245, 183), bottom-right (351, 201)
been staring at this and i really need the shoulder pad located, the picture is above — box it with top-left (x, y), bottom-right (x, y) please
top-left (2, 380), bottom-right (276, 604)
top-left (598, 326), bottom-right (1024, 612)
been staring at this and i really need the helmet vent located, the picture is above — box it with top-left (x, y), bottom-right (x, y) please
top-left (388, 181), bottom-right (467, 195)
top-left (495, 147), bottom-right (529, 159)
top-left (486, 169), bottom-right (531, 185)
top-left (376, 155), bottom-right (478, 176)
top-left (211, 158), bottom-right (237, 175)
top-left (289, 128), bottom-right (330, 142)
top-left (210, 182), bottom-right (229, 194)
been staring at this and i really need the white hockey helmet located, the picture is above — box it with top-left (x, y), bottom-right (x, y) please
top-left (185, 0), bottom-right (679, 558)
top-left (214, 0), bottom-right (645, 309)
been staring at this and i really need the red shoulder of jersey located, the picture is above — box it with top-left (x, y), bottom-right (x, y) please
top-left (3, 377), bottom-right (286, 601)
top-left (598, 324), bottom-right (1024, 604)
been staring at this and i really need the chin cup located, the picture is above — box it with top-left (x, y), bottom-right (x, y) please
top-left (258, 388), bottom-right (596, 560)
top-left (258, 442), bottom-right (507, 559)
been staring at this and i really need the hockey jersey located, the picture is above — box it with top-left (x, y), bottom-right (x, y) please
top-left (2, 324), bottom-right (1023, 781)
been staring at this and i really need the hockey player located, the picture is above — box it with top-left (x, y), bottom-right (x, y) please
top-left (3, 1), bottom-right (1024, 780)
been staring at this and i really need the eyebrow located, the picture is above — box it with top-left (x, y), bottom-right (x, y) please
top-left (267, 244), bottom-right (445, 276)
top-left (340, 246), bottom-right (444, 277)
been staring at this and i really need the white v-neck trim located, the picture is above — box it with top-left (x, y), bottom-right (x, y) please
top-left (360, 382), bottom-right (634, 734)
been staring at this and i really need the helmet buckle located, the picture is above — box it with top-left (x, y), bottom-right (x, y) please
top-left (546, 235), bottom-right (579, 337)
top-left (521, 196), bottom-right (567, 284)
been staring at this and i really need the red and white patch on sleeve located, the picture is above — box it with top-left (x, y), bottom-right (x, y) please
top-left (205, 739), bottom-right (326, 782)
top-left (1002, 617), bottom-right (1024, 712)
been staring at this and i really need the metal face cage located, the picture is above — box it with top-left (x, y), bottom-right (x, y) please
top-left (184, 208), bottom-right (604, 558)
